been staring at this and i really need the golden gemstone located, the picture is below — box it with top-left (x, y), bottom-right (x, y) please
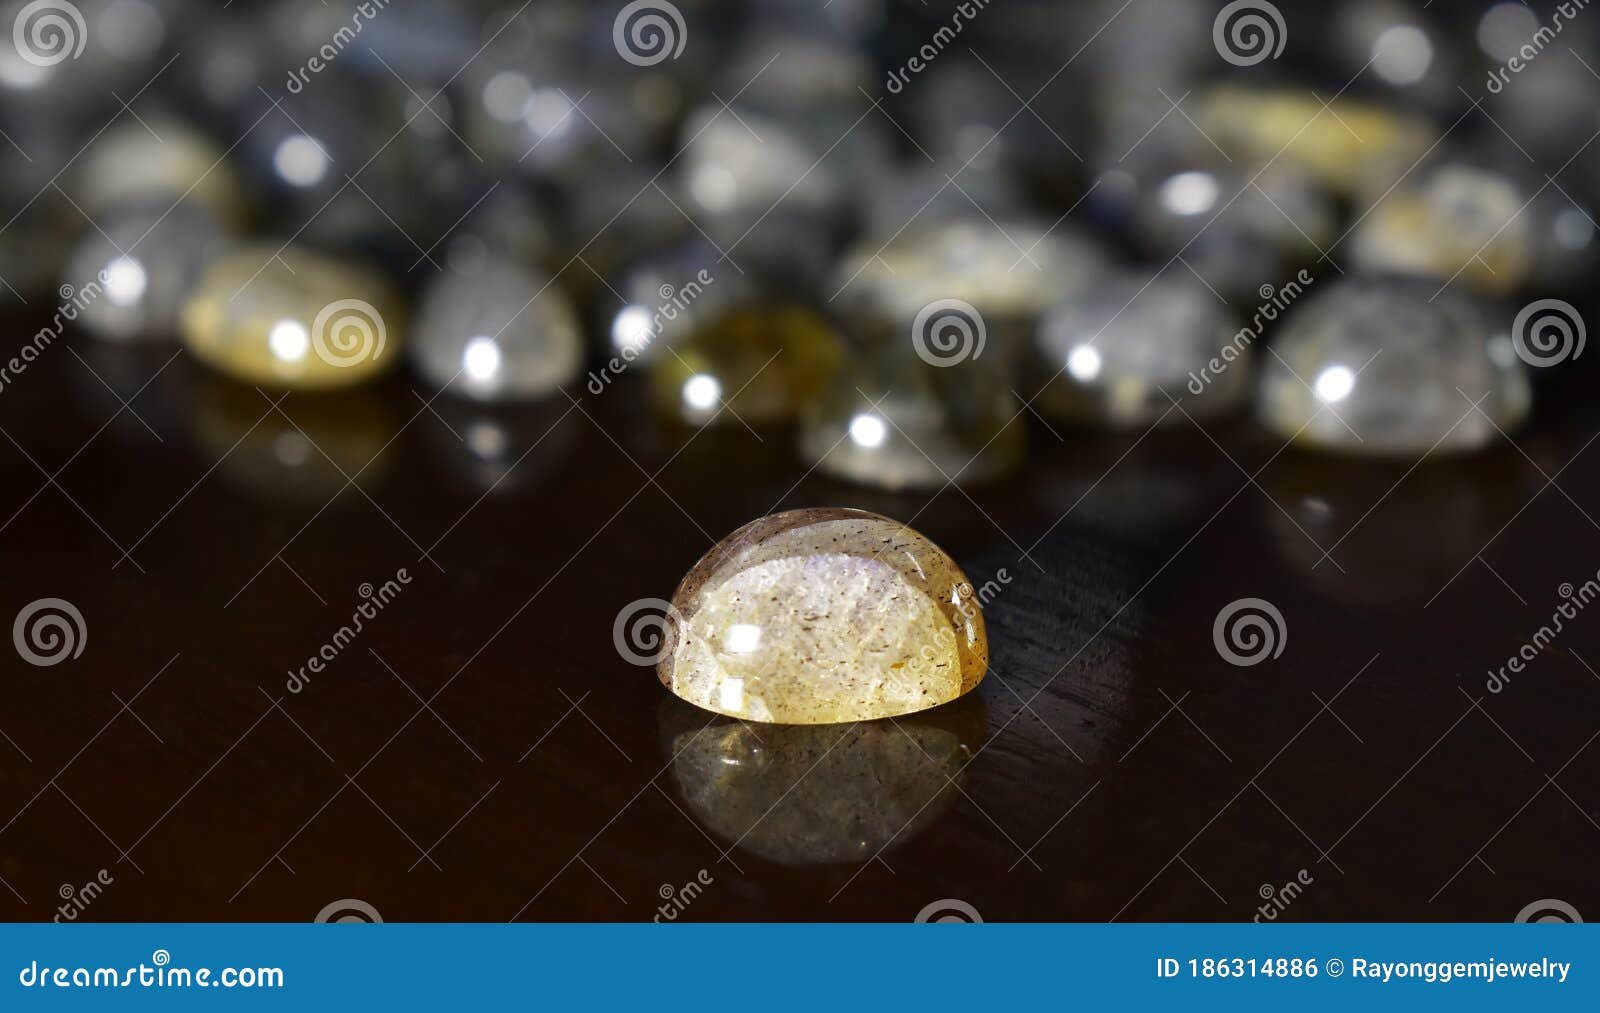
top-left (181, 244), bottom-right (403, 390)
top-left (659, 508), bottom-right (988, 723)
top-left (649, 302), bottom-right (844, 426)
top-left (1195, 86), bottom-right (1435, 195)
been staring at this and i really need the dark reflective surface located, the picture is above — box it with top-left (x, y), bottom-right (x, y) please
top-left (2, 341), bottom-right (1598, 922)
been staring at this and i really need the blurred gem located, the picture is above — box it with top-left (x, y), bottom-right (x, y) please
top-left (75, 119), bottom-right (244, 224)
top-left (832, 218), bottom-right (1109, 359)
top-left (1034, 272), bottom-right (1247, 427)
top-left (1351, 156), bottom-right (1597, 293)
top-left (411, 259), bottom-right (583, 401)
top-left (181, 244), bottom-right (402, 390)
top-left (1257, 277), bottom-right (1531, 456)
top-left (1195, 86), bottom-right (1437, 195)
top-left (63, 202), bottom-right (226, 341)
top-left (648, 299), bottom-right (843, 426)
top-left (659, 508), bottom-right (987, 723)
top-left (799, 328), bottom-right (1022, 490)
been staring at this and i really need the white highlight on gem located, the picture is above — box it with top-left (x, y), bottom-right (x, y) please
top-left (1067, 344), bottom-right (1103, 381)
top-left (848, 412), bottom-right (887, 448)
top-left (1160, 171), bottom-right (1219, 216)
top-left (718, 678), bottom-right (745, 713)
top-left (1313, 364), bottom-right (1356, 404)
top-left (683, 374), bottom-right (721, 411)
top-left (273, 134), bottom-right (330, 188)
top-left (268, 319), bottom-right (310, 362)
top-left (724, 623), bottom-right (762, 655)
top-left (612, 305), bottom-right (653, 352)
top-left (462, 336), bottom-right (502, 382)
top-left (103, 256), bottom-right (147, 306)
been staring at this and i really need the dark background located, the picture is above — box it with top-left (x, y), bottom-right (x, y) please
top-left (2, 0), bottom-right (1599, 922)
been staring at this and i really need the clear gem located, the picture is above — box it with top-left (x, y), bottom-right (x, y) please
top-left (1257, 277), bottom-right (1531, 455)
top-left (1034, 272), bottom-right (1247, 426)
top-left (411, 259), bottom-right (582, 401)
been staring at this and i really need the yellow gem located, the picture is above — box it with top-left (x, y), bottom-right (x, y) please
top-left (659, 508), bottom-right (988, 723)
top-left (182, 245), bottom-right (403, 390)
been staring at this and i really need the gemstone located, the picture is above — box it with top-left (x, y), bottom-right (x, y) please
top-left (658, 694), bottom-right (984, 865)
top-left (648, 300), bottom-right (844, 427)
top-left (410, 258), bottom-right (582, 401)
top-left (1033, 272), bottom-right (1247, 427)
top-left (181, 244), bottom-right (403, 390)
top-left (1257, 276), bottom-right (1531, 456)
top-left (1130, 165), bottom-right (1336, 302)
top-left (659, 508), bottom-right (988, 723)
top-left (1350, 159), bottom-right (1597, 293)
top-left (831, 219), bottom-right (1109, 364)
top-left (1195, 86), bottom-right (1436, 195)
top-left (63, 203), bottom-right (227, 342)
top-left (75, 120), bottom-right (244, 225)
top-left (798, 334), bottom-right (1023, 490)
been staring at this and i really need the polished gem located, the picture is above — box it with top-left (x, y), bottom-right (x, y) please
top-left (181, 245), bottom-right (402, 390)
top-left (649, 302), bottom-right (844, 426)
top-left (411, 259), bottom-right (582, 401)
top-left (1034, 273), bottom-right (1246, 426)
top-left (1257, 277), bottom-right (1531, 456)
top-left (799, 338), bottom-right (1022, 490)
top-left (659, 508), bottom-right (988, 723)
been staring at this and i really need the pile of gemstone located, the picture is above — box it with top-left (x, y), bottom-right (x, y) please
top-left (4, 0), bottom-right (1596, 488)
